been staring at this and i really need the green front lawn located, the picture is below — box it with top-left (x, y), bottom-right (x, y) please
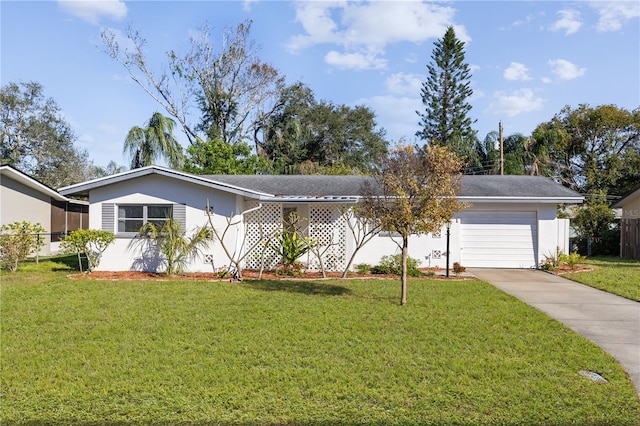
top-left (563, 256), bottom-right (640, 301)
top-left (2, 258), bottom-right (639, 425)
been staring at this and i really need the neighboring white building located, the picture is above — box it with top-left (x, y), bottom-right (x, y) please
top-left (59, 166), bottom-right (583, 272)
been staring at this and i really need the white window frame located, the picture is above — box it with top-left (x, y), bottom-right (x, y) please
top-left (117, 204), bottom-right (173, 235)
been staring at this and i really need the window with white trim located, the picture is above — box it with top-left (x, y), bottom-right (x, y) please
top-left (117, 204), bottom-right (172, 233)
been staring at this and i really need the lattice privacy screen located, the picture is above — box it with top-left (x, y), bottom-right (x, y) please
top-left (243, 202), bottom-right (281, 270)
top-left (307, 204), bottom-right (347, 271)
top-left (242, 202), bottom-right (349, 272)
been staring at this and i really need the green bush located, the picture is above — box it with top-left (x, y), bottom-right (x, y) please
top-left (0, 221), bottom-right (46, 272)
top-left (60, 229), bottom-right (115, 273)
top-left (355, 263), bottom-right (371, 274)
top-left (371, 254), bottom-right (422, 276)
top-left (559, 251), bottom-right (586, 271)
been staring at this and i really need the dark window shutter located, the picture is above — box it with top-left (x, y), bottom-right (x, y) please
top-left (173, 203), bottom-right (186, 230)
top-left (102, 203), bottom-right (115, 232)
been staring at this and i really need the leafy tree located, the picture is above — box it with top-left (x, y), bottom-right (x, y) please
top-left (417, 26), bottom-right (477, 167)
top-left (137, 218), bottom-right (212, 275)
top-left (573, 192), bottom-right (616, 240)
top-left (531, 104), bottom-right (640, 196)
top-left (124, 112), bottom-right (184, 169)
top-left (103, 20), bottom-right (283, 147)
top-left (259, 82), bottom-right (388, 174)
top-left (60, 229), bottom-right (115, 273)
top-left (0, 221), bottom-right (46, 272)
top-left (0, 81), bottom-right (93, 188)
top-left (183, 137), bottom-right (268, 175)
top-left (360, 145), bottom-right (465, 305)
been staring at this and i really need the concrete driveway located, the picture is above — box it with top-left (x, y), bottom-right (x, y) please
top-left (469, 268), bottom-right (640, 397)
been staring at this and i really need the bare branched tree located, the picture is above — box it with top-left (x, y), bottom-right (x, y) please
top-left (340, 206), bottom-right (383, 278)
top-left (102, 20), bottom-right (284, 147)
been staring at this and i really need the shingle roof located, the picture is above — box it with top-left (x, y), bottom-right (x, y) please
top-left (459, 175), bottom-right (581, 199)
top-left (202, 174), bottom-right (373, 197)
top-left (205, 174), bottom-right (582, 200)
top-left (59, 165), bottom-right (583, 203)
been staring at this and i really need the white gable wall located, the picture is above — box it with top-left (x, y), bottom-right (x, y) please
top-left (89, 174), bottom-right (240, 272)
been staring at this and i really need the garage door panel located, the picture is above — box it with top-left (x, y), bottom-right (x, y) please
top-left (460, 212), bottom-right (537, 268)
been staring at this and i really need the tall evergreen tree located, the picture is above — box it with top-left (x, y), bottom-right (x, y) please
top-left (417, 26), bottom-right (476, 164)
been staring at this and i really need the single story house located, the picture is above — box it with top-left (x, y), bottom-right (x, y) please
top-left (58, 166), bottom-right (583, 272)
top-left (612, 186), bottom-right (640, 259)
top-left (1, 164), bottom-right (89, 255)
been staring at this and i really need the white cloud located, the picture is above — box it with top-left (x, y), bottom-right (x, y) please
top-left (486, 89), bottom-right (544, 117)
top-left (550, 9), bottom-right (582, 35)
top-left (503, 62), bottom-right (531, 81)
top-left (511, 14), bottom-right (535, 27)
top-left (286, 1), bottom-right (343, 52)
top-left (590, 1), bottom-right (640, 32)
top-left (548, 59), bottom-right (586, 80)
top-left (58, 0), bottom-right (127, 25)
top-left (242, 0), bottom-right (259, 12)
top-left (287, 1), bottom-right (468, 71)
top-left (385, 72), bottom-right (423, 96)
top-left (325, 50), bottom-right (386, 70)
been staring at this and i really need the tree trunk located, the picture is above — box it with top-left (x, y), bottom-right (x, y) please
top-left (400, 235), bottom-right (408, 306)
top-left (342, 249), bottom-right (359, 278)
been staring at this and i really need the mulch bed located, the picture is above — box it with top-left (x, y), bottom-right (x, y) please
top-left (68, 268), bottom-right (466, 281)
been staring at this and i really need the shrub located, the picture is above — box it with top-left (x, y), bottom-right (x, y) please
top-left (266, 212), bottom-right (316, 270)
top-left (541, 247), bottom-right (563, 271)
top-left (453, 262), bottom-right (466, 276)
top-left (275, 262), bottom-right (304, 276)
top-left (0, 221), bottom-right (46, 272)
top-left (60, 229), bottom-right (115, 273)
top-left (355, 263), bottom-right (371, 274)
top-left (136, 219), bottom-right (212, 275)
top-left (371, 254), bottom-right (422, 276)
top-left (559, 251), bottom-right (586, 271)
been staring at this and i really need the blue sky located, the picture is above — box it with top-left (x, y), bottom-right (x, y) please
top-left (2, 1), bottom-right (639, 169)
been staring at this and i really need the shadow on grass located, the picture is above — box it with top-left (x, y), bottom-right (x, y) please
top-left (244, 279), bottom-right (351, 296)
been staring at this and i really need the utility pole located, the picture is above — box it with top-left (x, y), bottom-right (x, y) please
top-left (499, 121), bottom-right (504, 175)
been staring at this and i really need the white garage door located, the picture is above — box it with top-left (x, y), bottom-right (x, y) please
top-left (460, 211), bottom-right (537, 268)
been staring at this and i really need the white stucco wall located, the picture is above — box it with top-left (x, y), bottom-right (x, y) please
top-left (89, 174), bottom-right (242, 272)
top-left (350, 202), bottom-right (569, 270)
top-left (85, 172), bottom-right (573, 272)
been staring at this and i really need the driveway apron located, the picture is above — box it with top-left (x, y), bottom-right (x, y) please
top-left (469, 268), bottom-right (640, 397)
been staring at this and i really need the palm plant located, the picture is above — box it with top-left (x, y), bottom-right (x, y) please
top-left (124, 112), bottom-right (184, 169)
top-left (138, 218), bottom-right (212, 275)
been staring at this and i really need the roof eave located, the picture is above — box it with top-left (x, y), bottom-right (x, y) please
top-left (58, 166), bottom-right (273, 199)
top-left (459, 196), bottom-right (584, 204)
top-left (1, 165), bottom-right (69, 202)
top-left (258, 196), bottom-right (360, 203)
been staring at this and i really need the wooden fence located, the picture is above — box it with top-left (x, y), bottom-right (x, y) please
top-left (620, 218), bottom-right (640, 259)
